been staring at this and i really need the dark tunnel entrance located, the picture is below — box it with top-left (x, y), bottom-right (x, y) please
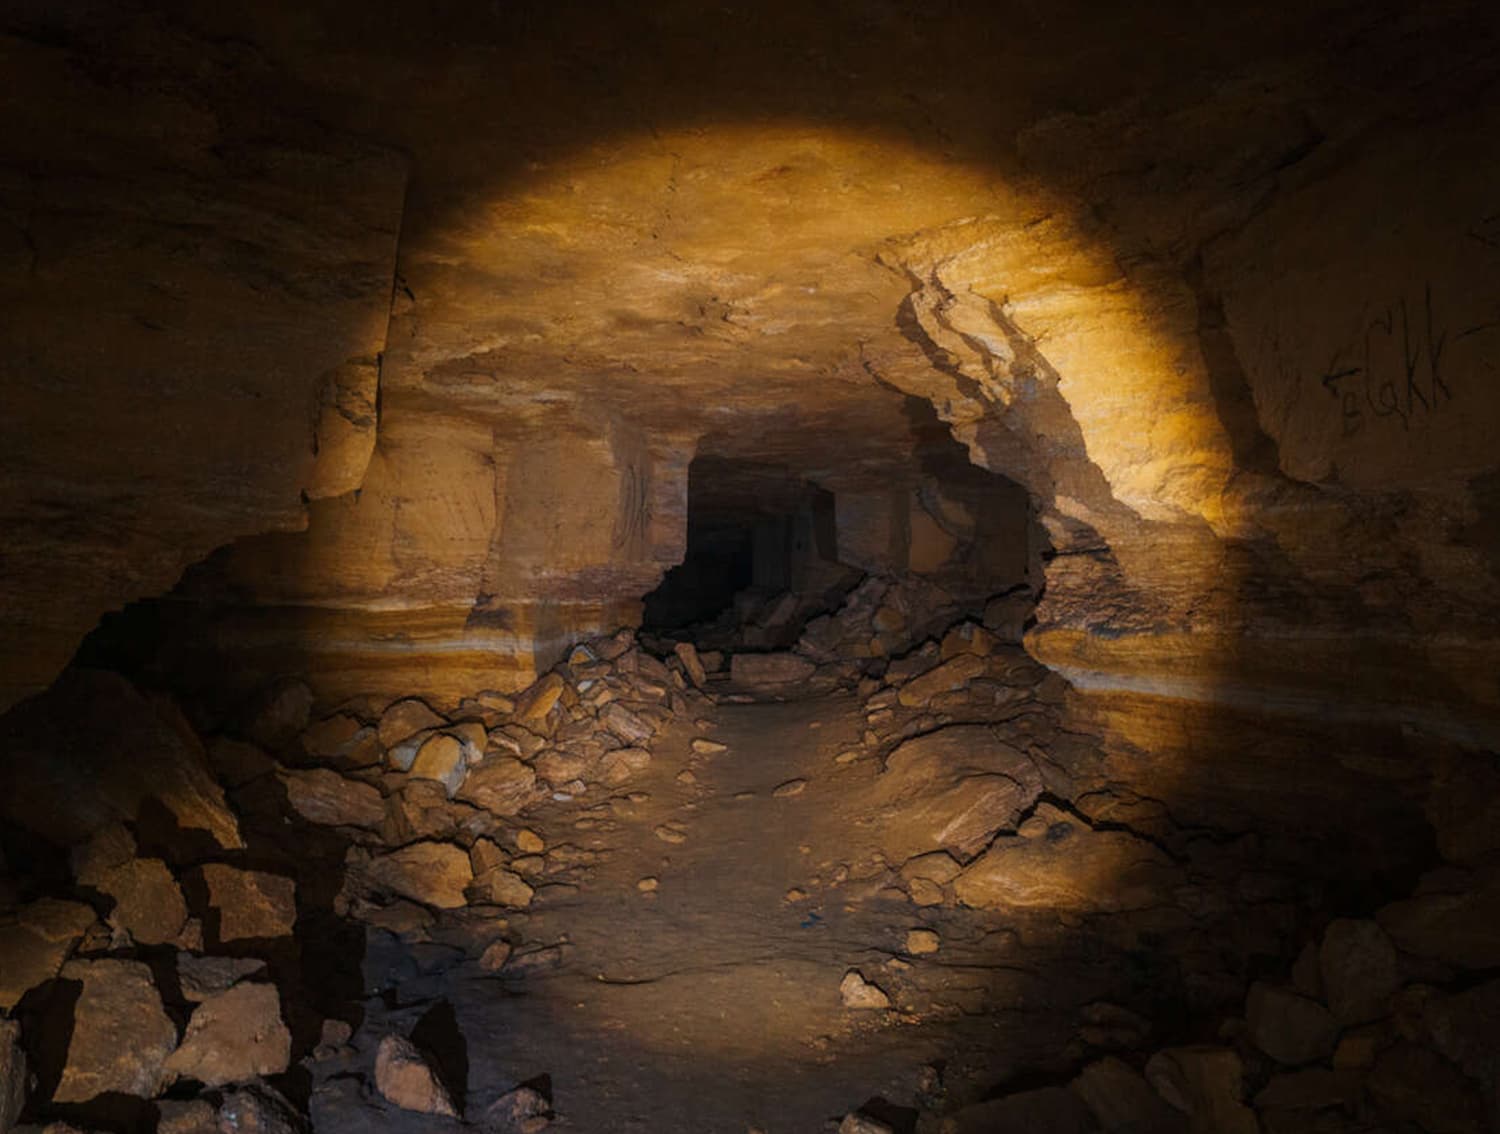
top-left (641, 457), bottom-right (859, 651)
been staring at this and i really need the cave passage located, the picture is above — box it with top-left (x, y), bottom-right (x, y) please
top-left (640, 456), bottom-right (853, 650)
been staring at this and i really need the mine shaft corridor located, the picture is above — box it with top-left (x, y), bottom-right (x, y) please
top-left (4, 2), bottom-right (1499, 1131)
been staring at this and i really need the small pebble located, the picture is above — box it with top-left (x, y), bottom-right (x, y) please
top-left (637, 877), bottom-right (659, 892)
top-left (691, 738), bottom-right (728, 755)
top-left (676, 769), bottom-right (697, 785)
top-left (654, 824), bottom-right (687, 844)
top-left (516, 828), bottom-right (545, 853)
top-left (905, 929), bottom-right (940, 955)
top-left (784, 887), bottom-right (808, 902)
top-left (773, 778), bottom-right (807, 798)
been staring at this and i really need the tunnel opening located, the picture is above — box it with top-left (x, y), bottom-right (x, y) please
top-left (640, 456), bottom-right (858, 652)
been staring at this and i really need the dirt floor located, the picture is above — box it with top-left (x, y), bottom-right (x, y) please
top-left (309, 691), bottom-right (1150, 1133)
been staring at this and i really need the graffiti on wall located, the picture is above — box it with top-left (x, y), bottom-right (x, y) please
top-left (1318, 284), bottom-right (1457, 438)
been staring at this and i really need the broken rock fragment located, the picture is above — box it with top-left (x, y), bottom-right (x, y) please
top-left (409, 733), bottom-right (469, 796)
top-left (278, 766), bottom-right (386, 830)
top-left (54, 958), bottom-right (177, 1103)
top-left (839, 970), bottom-right (891, 1010)
top-left (164, 981), bottom-right (291, 1086)
top-left (374, 1034), bottom-right (458, 1117)
top-left (480, 1085), bottom-right (552, 1133)
top-left (199, 864), bottom-right (297, 941)
top-left (0, 898), bottom-right (98, 1010)
top-left (366, 842), bottom-right (474, 909)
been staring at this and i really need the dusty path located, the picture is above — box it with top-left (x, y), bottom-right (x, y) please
top-left (317, 690), bottom-right (1144, 1133)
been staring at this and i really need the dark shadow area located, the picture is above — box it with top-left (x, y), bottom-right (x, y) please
top-left (641, 456), bottom-right (857, 650)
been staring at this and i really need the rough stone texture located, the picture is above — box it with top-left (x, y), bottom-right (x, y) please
top-left (731, 654), bottom-right (817, 688)
top-left (363, 842), bottom-right (474, 909)
top-left (863, 726), bottom-right (1042, 862)
top-left (0, 898), bottom-right (97, 1010)
top-left (278, 766), bottom-right (387, 830)
top-left (456, 757), bottom-right (538, 817)
top-left (53, 959), bottom-right (177, 1103)
top-left (218, 1082), bottom-right (306, 1134)
top-left (409, 734), bottom-right (469, 797)
top-left (199, 864), bottom-right (297, 942)
top-left (839, 970), bottom-right (890, 1011)
top-left (479, 1086), bottom-right (551, 1133)
top-left (374, 1034), bottom-right (457, 1117)
top-left (379, 700), bottom-right (447, 749)
top-left (0, 9), bottom-right (406, 710)
top-left (164, 982), bottom-right (292, 1087)
top-left (955, 821), bottom-right (1175, 913)
top-left (85, 857), bottom-right (189, 946)
top-left (0, 670), bottom-right (242, 850)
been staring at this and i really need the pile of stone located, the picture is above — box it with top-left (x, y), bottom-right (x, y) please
top-left (850, 913), bottom-right (1497, 1134)
top-left (0, 628), bottom-right (717, 1131)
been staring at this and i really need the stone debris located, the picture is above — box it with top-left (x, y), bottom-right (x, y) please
top-left (360, 842), bottom-right (474, 909)
top-left (199, 864), bottom-right (297, 941)
top-left (374, 1034), bottom-right (458, 1117)
top-left (379, 698), bottom-right (447, 748)
top-left (479, 1085), bottom-right (552, 1133)
top-left (53, 958), bottom-right (177, 1103)
top-left (839, 970), bottom-right (891, 1010)
top-left (409, 733), bottom-right (470, 796)
top-left (278, 765), bottom-right (386, 829)
top-left (0, 594), bottom-right (1493, 1134)
top-left (905, 928), bottom-right (940, 955)
top-left (163, 981), bottom-right (291, 1086)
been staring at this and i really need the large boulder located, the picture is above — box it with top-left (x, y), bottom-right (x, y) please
top-left (955, 819), bottom-right (1175, 913)
top-left (164, 982), bottom-right (291, 1087)
top-left (198, 865), bottom-right (297, 942)
top-left (364, 842), bottom-right (473, 909)
top-left (278, 766), bottom-right (387, 830)
top-left (0, 670), bottom-right (242, 851)
top-left (863, 725), bottom-right (1042, 862)
top-left (53, 958), bottom-right (177, 1103)
top-left (456, 756), bottom-right (537, 816)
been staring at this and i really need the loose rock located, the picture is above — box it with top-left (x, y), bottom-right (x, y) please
top-left (199, 864), bottom-right (297, 941)
top-left (54, 958), bottom-right (177, 1103)
top-left (839, 970), bottom-right (891, 1010)
top-left (374, 1034), bottom-right (458, 1117)
top-left (164, 981), bottom-right (291, 1086)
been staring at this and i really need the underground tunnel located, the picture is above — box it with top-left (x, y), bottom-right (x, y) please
top-left (3, 2), bottom-right (1500, 1132)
